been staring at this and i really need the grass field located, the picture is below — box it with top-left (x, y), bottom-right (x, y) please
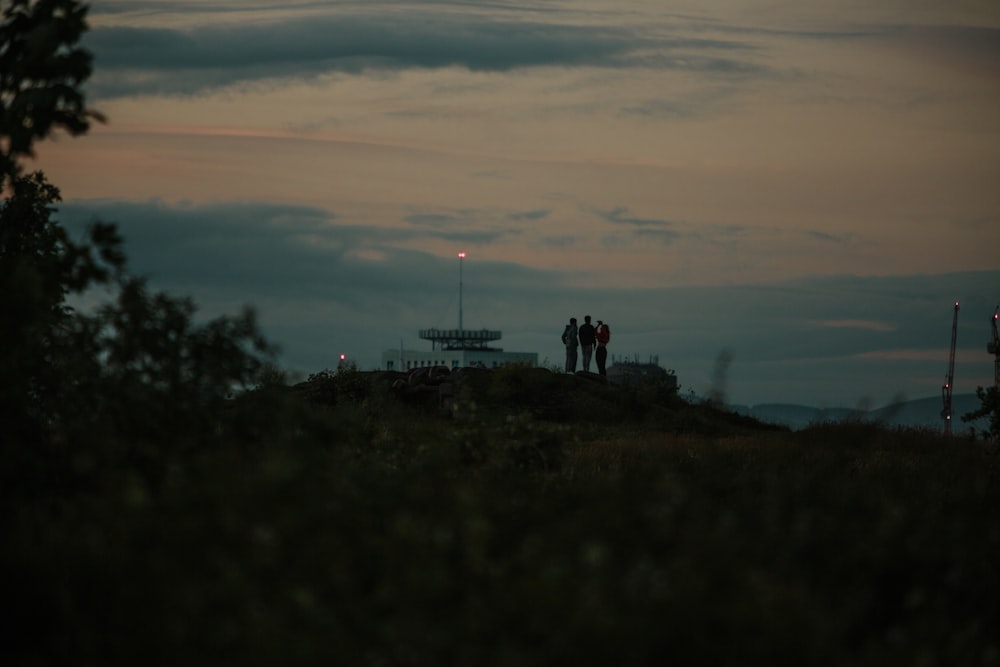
top-left (4, 365), bottom-right (998, 666)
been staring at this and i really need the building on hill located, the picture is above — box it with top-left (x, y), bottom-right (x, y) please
top-left (381, 329), bottom-right (537, 371)
top-left (606, 354), bottom-right (677, 387)
top-left (381, 252), bottom-right (538, 372)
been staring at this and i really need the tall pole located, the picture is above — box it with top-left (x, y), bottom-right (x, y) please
top-left (942, 300), bottom-right (959, 435)
top-left (990, 306), bottom-right (999, 390)
top-left (458, 251), bottom-right (465, 331)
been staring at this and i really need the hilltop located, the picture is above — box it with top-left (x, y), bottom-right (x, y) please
top-left (292, 364), bottom-right (786, 439)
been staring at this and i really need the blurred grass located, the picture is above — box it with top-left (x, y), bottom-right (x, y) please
top-left (3, 368), bottom-right (998, 666)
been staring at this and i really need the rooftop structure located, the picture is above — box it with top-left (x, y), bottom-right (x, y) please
top-left (382, 252), bottom-right (537, 371)
top-left (419, 328), bottom-right (502, 351)
top-left (606, 354), bottom-right (677, 387)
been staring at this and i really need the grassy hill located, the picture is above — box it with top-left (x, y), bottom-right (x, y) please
top-left (5, 365), bottom-right (998, 666)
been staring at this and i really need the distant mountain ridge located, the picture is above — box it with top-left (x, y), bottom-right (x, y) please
top-left (729, 393), bottom-right (989, 433)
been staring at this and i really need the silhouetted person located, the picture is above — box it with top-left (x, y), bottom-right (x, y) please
top-left (578, 315), bottom-right (596, 372)
top-left (595, 320), bottom-right (610, 376)
top-left (562, 317), bottom-right (578, 373)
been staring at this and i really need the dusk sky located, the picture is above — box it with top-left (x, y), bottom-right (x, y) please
top-left (35, 0), bottom-right (1000, 408)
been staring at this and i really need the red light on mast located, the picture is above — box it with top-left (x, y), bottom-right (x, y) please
top-left (458, 251), bottom-right (466, 259)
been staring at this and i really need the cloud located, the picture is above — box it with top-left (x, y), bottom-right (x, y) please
top-left (634, 228), bottom-right (682, 245)
top-left (82, 7), bottom-right (769, 98)
top-left (55, 198), bottom-right (562, 302)
top-left (507, 209), bottom-right (551, 222)
top-left (404, 212), bottom-right (466, 227)
top-left (58, 199), bottom-right (442, 302)
top-left (619, 85), bottom-right (743, 119)
top-left (84, 17), bottom-right (635, 97)
top-left (872, 24), bottom-right (1000, 81)
top-left (599, 206), bottom-right (673, 228)
top-left (402, 209), bottom-right (518, 244)
top-left (851, 349), bottom-right (955, 361)
top-left (539, 235), bottom-right (579, 248)
top-left (806, 230), bottom-right (852, 243)
top-left (596, 206), bottom-right (681, 245)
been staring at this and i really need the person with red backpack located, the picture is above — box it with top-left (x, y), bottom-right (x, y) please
top-left (594, 320), bottom-right (610, 376)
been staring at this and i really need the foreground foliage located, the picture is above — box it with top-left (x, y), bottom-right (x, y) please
top-left (4, 367), bottom-right (998, 666)
top-left (1, 172), bottom-right (273, 500)
top-left (963, 385), bottom-right (1000, 441)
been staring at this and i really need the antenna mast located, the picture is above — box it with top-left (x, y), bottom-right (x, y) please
top-left (941, 301), bottom-right (960, 435)
top-left (419, 251), bottom-right (502, 352)
top-left (989, 306), bottom-right (999, 390)
top-left (458, 251), bottom-right (465, 331)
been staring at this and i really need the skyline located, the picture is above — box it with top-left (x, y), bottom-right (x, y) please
top-left (33, 0), bottom-right (1000, 407)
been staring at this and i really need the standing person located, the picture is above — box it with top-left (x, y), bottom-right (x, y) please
top-left (578, 315), bottom-right (596, 373)
top-left (562, 317), bottom-right (579, 373)
top-left (595, 319), bottom-right (611, 377)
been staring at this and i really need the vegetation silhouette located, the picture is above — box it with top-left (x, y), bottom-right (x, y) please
top-left (962, 385), bottom-right (1000, 440)
top-left (3, 2), bottom-right (998, 665)
top-left (1, 0), bottom-right (104, 189)
top-left (706, 346), bottom-right (733, 407)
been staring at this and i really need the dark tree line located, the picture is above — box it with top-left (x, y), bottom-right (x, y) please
top-left (1, 0), bottom-right (274, 496)
top-left (963, 386), bottom-right (1000, 441)
top-left (3, 7), bottom-right (279, 658)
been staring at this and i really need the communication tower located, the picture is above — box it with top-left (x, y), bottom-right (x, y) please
top-left (419, 251), bottom-right (503, 351)
top-left (989, 306), bottom-right (999, 390)
top-left (382, 251), bottom-right (538, 371)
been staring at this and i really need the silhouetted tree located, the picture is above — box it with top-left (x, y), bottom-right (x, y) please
top-left (0, 171), bottom-right (123, 450)
top-left (1, 170), bottom-right (275, 496)
top-left (706, 347), bottom-right (733, 407)
top-left (1, 0), bottom-right (103, 189)
top-left (1, 1), bottom-right (274, 495)
top-left (962, 386), bottom-right (1000, 441)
